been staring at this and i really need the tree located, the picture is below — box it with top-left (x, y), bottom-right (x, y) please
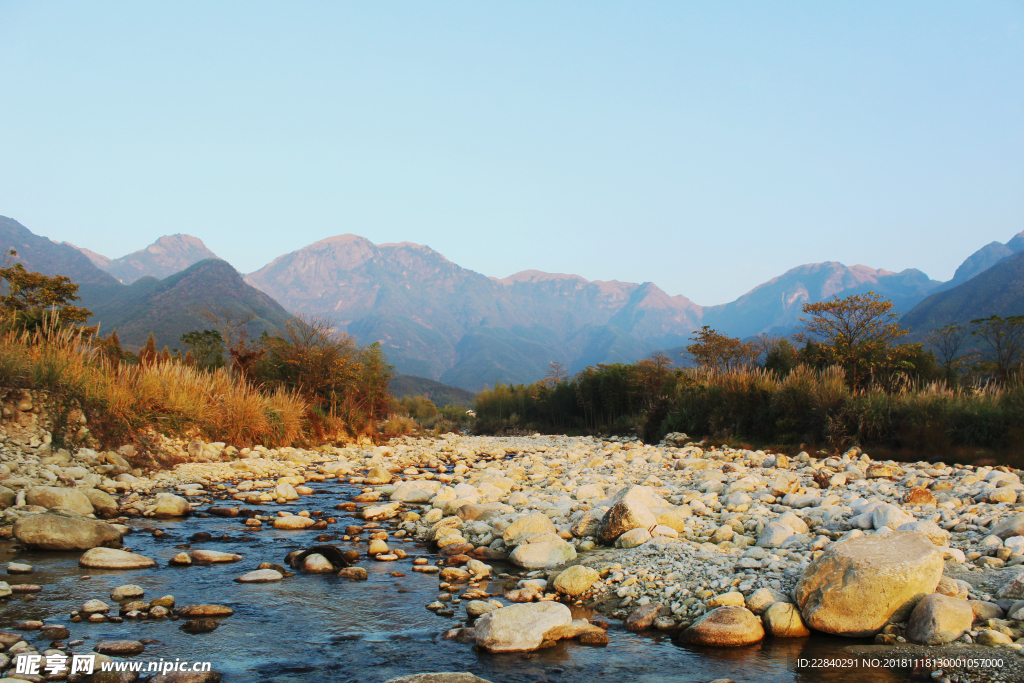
top-left (194, 305), bottom-right (259, 373)
top-left (543, 361), bottom-right (568, 387)
top-left (969, 315), bottom-right (1024, 383)
top-left (139, 332), bottom-right (158, 366)
top-left (0, 250), bottom-right (92, 330)
top-left (926, 323), bottom-right (972, 385)
top-left (97, 329), bottom-right (125, 367)
top-left (358, 342), bottom-right (394, 422)
top-left (685, 326), bottom-right (756, 372)
top-left (797, 292), bottom-right (908, 389)
top-left (180, 329), bottom-right (225, 369)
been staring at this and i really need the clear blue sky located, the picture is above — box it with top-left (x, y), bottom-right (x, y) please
top-left (1, 2), bottom-right (1021, 305)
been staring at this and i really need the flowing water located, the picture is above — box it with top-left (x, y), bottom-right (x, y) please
top-left (1, 477), bottom-right (920, 682)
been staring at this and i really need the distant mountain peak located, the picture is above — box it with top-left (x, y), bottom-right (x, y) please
top-left (74, 233), bottom-right (221, 284)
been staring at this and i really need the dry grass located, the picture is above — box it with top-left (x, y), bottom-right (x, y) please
top-left (0, 324), bottom-right (313, 448)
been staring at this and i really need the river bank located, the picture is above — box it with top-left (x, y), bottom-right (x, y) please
top-left (2, 431), bottom-right (1024, 682)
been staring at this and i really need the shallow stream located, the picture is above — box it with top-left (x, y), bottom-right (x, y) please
top-left (1, 477), bottom-right (921, 682)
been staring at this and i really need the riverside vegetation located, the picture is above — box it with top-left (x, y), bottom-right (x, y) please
top-left (474, 293), bottom-right (1024, 468)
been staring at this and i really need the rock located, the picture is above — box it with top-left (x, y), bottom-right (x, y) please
top-left (553, 565), bottom-right (600, 597)
top-left (83, 488), bottom-right (120, 517)
top-left (95, 640), bottom-right (145, 655)
top-left (906, 594), bottom-right (973, 645)
top-left (180, 619), bottom-right (220, 634)
top-left (382, 675), bottom-right (492, 683)
top-left (976, 630), bottom-right (1014, 646)
top-left (677, 606), bottom-right (765, 647)
top-left (273, 516), bottom-right (315, 530)
top-left (7, 562), bottom-right (32, 574)
top-left (746, 587), bottom-right (786, 614)
top-left (896, 520), bottom-right (949, 546)
top-left (757, 522), bottom-right (794, 548)
top-left (368, 539), bottom-right (390, 556)
top-left (80, 548), bottom-right (156, 569)
top-left (364, 466), bottom-right (392, 485)
top-left (338, 567), bottom-right (368, 581)
top-left (25, 486), bottom-right (94, 515)
top-left (153, 493), bottom-right (191, 518)
top-left (998, 570), bottom-right (1024, 600)
top-left (707, 592), bottom-right (745, 608)
top-left (508, 534), bottom-right (577, 569)
top-left (992, 514), bottom-right (1024, 540)
top-left (474, 602), bottom-right (572, 652)
top-left (599, 500), bottom-right (657, 544)
top-left (0, 581), bottom-right (10, 597)
top-left (178, 604), bottom-right (234, 617)
top-left (904, 487), bottom-right (937, 506)
top-left (617, 527), bottom-right (652, 548)
top-left (762, 602), bottom-right (810, 637)
top-left (771, 472), bottom-right (800, 496)
top-left (503, 513), bottom-right (557, 545)
top-left (793, 531), bottom-right (943, 637)
top-left (235, 569), bottom-right (283, 583)
top-left (189, 550), bottom-right (242, 563)
top-left (302, 553), bottom-right (335, 573)
top-left (655, 506), bottom-right (692, 533)
top-left (466, 600), bottom-right (500, 618)
top-left (13, 511), bottom-right (122, 550)
top-left (275, 482), bottom-right (299, 500)
top-left (872, 504), bottom-right (915, 530)
top-left (390, 481), bottom-right (441, 503)
top-left (625, 602), bottom-right (665, 631)
top-left (970, 600), bottom-right (1004, 620)
top-left (83, 599), bottom-right (110, 613)
top-left (111, 584), bottom-right (145, 601)
top-left (170, 552), bottom-right (193, 566)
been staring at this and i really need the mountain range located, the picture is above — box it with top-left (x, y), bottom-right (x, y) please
top-left (2, 213), bottom-right (1022, 390)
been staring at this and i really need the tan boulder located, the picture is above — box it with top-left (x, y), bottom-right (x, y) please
top-left (677, 606), bottom-right (765, 647)
top-left (553, 565), bottom-right (600, 597)
top-left (474, 602), bottom-right (572, 652)
top-left (762, 602), bottom-right (810, 637)
top-left (79, 548), bottom-right (156, 570)
top-left (26, 486), bottom-right (94, 515)
top-left (599, 500), bottom-right (656, 544)
top-left (793, 531), bottom-right (943, 637)
top-left (906, 594), bottom-right (973, 645)
top-left (503, 513), bottom-right (556, 545)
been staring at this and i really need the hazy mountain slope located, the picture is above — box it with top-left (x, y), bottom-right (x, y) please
top-left (64, 243), bottom-right (112, 270)
top-left (935, 231), bottom-right (1024, 293)
top-left (0, 216), bottom-right (121, 289)
top-left (702, 262), bottom-right (942, 339)
top-left (902, 251), bottom-right (1024, 339)
top-left (87, 259), bottom-right (292, 349)
top-left (96, 234), bottom-right (221, 284)
top-left (389, 374), bottom-right (475, 406)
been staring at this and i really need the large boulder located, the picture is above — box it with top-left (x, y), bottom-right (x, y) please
top-left (503, 513), bottom-right (557, 545)
top-left (508, 534), bottom-right (576, 569)
top-left (655, 506), bottom-right (692, 533)
top-left (390, 480), bottom-right (441, 503)
top-left (80, 548), bottom-right (157, 569)
top-left (762, 602), bottom-right (810, 637)
top-left (82, 488), bottom-right (119, 517)
top-left (677, 606), bottom-right (765, 647)
top-left (793, 531), bottom-right (943, 637)
top-left (13, 512), bottom-right (122, 551)
top-left (906, 594), bottom-right (973, 645)
top-left (553, 565), bottom-right (600, 597)
top-left (474, 602), bottom-right (572, 652)
top-left (26, 486), bottom-right (94, 515)
top-left (599, 500), bottom-right (656, 544)
top-left (153, 493), bottom-right (191, 518)
top-left (992, 514), bottom-right (1024, 540)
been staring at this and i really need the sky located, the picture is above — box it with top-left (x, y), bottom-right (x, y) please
top-left (1, 2), bottom-right (1022, 306)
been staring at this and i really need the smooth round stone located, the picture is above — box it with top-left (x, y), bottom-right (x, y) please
top-left (302, 553), bottom-right (335, 573)
top-left (189, 550), bottom-right (243, 563)
top-left (82, 599), bottom-right (110, 614)
top-left (180, 619), bottom-right (220, 634)
top-left (7, 562), bottom-right (34, 574)
top-left (235, 569), bottom-right (283, 583)
top-left (94, 640), bottom-right (145, 656)
top-left (111, 584), bottom-right (145, 601)
top-left (338, 567), bottom-right (368, 581)
top-left (79, 548), bottom-right (157, 570)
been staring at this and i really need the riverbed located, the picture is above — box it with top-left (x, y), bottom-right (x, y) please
top-left (0, 474), bottom-right (928, 683)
